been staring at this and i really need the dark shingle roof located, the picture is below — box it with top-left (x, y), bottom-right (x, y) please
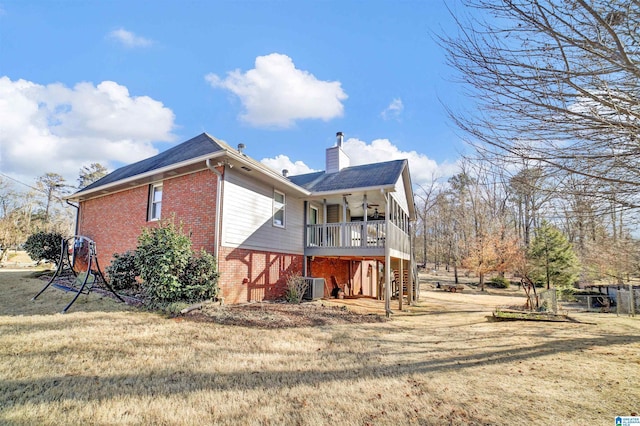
top-left (79, 133), bottom-right (225, 192)
top-left (289, 160), bottom-right (406, 192)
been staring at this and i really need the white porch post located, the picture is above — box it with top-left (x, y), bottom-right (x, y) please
top-left (362, 194), bottom-right (367, 247)
top-left (342, 196), bottom-right (348, 247)
top-left (323, 199), bottom-right (327, 247)
top-left (384, 191), bottom-right (391, 317)
top-left (399, 256), bottom-right (403, 311)
top-left (409, 219), bottom-right (415, 304)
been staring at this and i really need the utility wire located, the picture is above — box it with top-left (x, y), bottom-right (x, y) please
top-left (0, 171), bottom-right (44, 193)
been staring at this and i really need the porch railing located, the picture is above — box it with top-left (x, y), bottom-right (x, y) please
top-left (306, 220), bottom-right (386, 248)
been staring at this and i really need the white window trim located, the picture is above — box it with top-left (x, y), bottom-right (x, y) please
top-left (148, 183), bottom-right (163, 221)
top-left (273, 189), bottom-right (285, 228)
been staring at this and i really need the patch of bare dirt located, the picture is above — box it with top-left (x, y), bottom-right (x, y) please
top-left (181, 301), bottom-right (386, 328)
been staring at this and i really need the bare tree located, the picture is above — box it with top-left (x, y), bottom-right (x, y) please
top-left (441, 0), bottom-right (640, 212)
top-left (0, 179), bottom-right (34, 260)
top-left (414, 177), bottom-right (439, 267)
top-left (36, 173), bottom-right (69, 227)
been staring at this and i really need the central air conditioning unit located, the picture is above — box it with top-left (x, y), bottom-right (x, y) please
top-left (303, 277), bottom-right (325, 300)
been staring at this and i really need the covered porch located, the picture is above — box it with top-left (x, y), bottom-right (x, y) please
top-left (304, 254), bottom-right (418, 313)
top-left (299, 178), bottom-right (416, 314)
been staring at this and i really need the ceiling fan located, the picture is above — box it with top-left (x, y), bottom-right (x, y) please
top-left (366, 204), bottom-right (381, 219)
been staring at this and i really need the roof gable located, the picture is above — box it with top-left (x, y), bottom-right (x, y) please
top-left (80, 133), bottom-right (225, 191)
top-left (289, 160), bottom-right (407, 193)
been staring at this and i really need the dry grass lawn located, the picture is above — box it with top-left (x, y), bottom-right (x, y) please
top-left (1, 268), bottom-right (639, 425)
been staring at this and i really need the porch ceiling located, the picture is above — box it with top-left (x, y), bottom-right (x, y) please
top-left (307, 190), bottom-right (387, 217)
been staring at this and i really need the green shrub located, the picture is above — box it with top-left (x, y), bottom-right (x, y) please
top-left (285, 272), bottom-right (308, 304)
top-left (557, 286), bottom-right (576, 301)
top-left (135, 220), bottom-right (219, 304)
top-left (24, 231), bottom-right (64, 265)
top-left (136, 221), bottom-right (192, 304)
top-left (105, 251), bottom-right (140, 291)
top-left (488, 276), bottom-right (510, 288)
top-left (179, 250), bottom-right (220, 302)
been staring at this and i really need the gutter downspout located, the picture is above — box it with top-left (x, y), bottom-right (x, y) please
top-left (66, 200), bottom-right (80, 236)
top-left (206, 159), bottom-right (224, 260)
top-left (303, 201), bottom-right (308, 277)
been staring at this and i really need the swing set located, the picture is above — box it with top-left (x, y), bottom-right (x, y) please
top-left (32, 236), bottom-right (124, 313)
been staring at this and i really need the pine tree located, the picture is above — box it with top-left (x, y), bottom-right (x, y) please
top-left (527, 221), bottom-right (580, 289)
top-left (78, 163), bottom-right (109, 189)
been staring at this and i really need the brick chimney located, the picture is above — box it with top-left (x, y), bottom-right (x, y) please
top-left (326, 131), bottom-right (350, 173)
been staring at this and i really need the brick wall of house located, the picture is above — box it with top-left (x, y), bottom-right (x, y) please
top-left (308, 257), bottom-right (350, 297)
top-left (77, 168), bottom-right (305, 304)
top-left (77, 169), bottom-right (219, 272)
top-left (308, 258), bottom-right (381, 298)
top-left (218, 246), bottom-right (303, 304)
top-left (162, 170), bottom-right (218, 253)
top-left (78, 185), bottom-right (149, 268)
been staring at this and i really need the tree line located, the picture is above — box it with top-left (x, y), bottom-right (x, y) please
top-left (414, 0), bottom-right (640, 290)
top-left (0, 163), bottom-right (107, 261)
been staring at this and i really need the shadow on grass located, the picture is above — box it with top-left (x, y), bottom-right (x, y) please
top-left (1, 333), bottom-right (638, 410)
top-left (0, 270), bottom-right (133, 316)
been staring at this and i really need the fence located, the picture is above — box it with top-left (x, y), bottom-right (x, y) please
top-left (615, 288), bottom-right (639, 316)
top-left (539, 289), bottom-right (558, 314)
top-left (572, 287), bottom-right (638, 316)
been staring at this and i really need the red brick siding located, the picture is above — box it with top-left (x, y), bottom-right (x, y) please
top-left (78, 185), bottom-right (149, 268)
top-left (218, 246), bottom-right (303, 304)
top-left (309, 258), bottom-right (380, 298)
top-left (78, 169), bottom-right (218, 272)
top-left (162, 170), bottom-right (217, 253)
top-left (77, 168), bottom-right (305, 304)
top-left (308, 257), bottom-right (350, 297)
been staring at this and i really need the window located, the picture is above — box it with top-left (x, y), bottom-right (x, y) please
top-left (148, 183), bottom-right (163, 221)
top-left (309, 206), bottom-right (318, 225)
top-left (273, 190), bottom-right (285, 227)
top-left (309, 206), bottom-right (319, 246)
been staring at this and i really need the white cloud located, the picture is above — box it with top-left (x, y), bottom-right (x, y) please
top-left (343, 137), bottom-right (458, 186)
top-left (381, 98), bottom-right (404, 121)
top-left (108, 28), bottom-right (153, 48)
top-left (261, 154), bottom-right (318, 176)
top-left (0, 76), bottom-right (175, 186)
top-left (205, 53), bottom-right (347, 128)
top-left (262, 136), bottom-right (457, 187)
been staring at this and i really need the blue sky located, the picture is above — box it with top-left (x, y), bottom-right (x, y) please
top-left (0, 0), bottom-right (467, 190)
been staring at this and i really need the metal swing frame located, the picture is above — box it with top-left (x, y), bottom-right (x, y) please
top-left (32, 236), bottom-right (124, 313)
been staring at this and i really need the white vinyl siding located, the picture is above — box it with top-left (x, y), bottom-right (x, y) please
top-left (221, 170), bottom-right (303, 253)
top-left (391, 173), bottom-right (409, 214)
